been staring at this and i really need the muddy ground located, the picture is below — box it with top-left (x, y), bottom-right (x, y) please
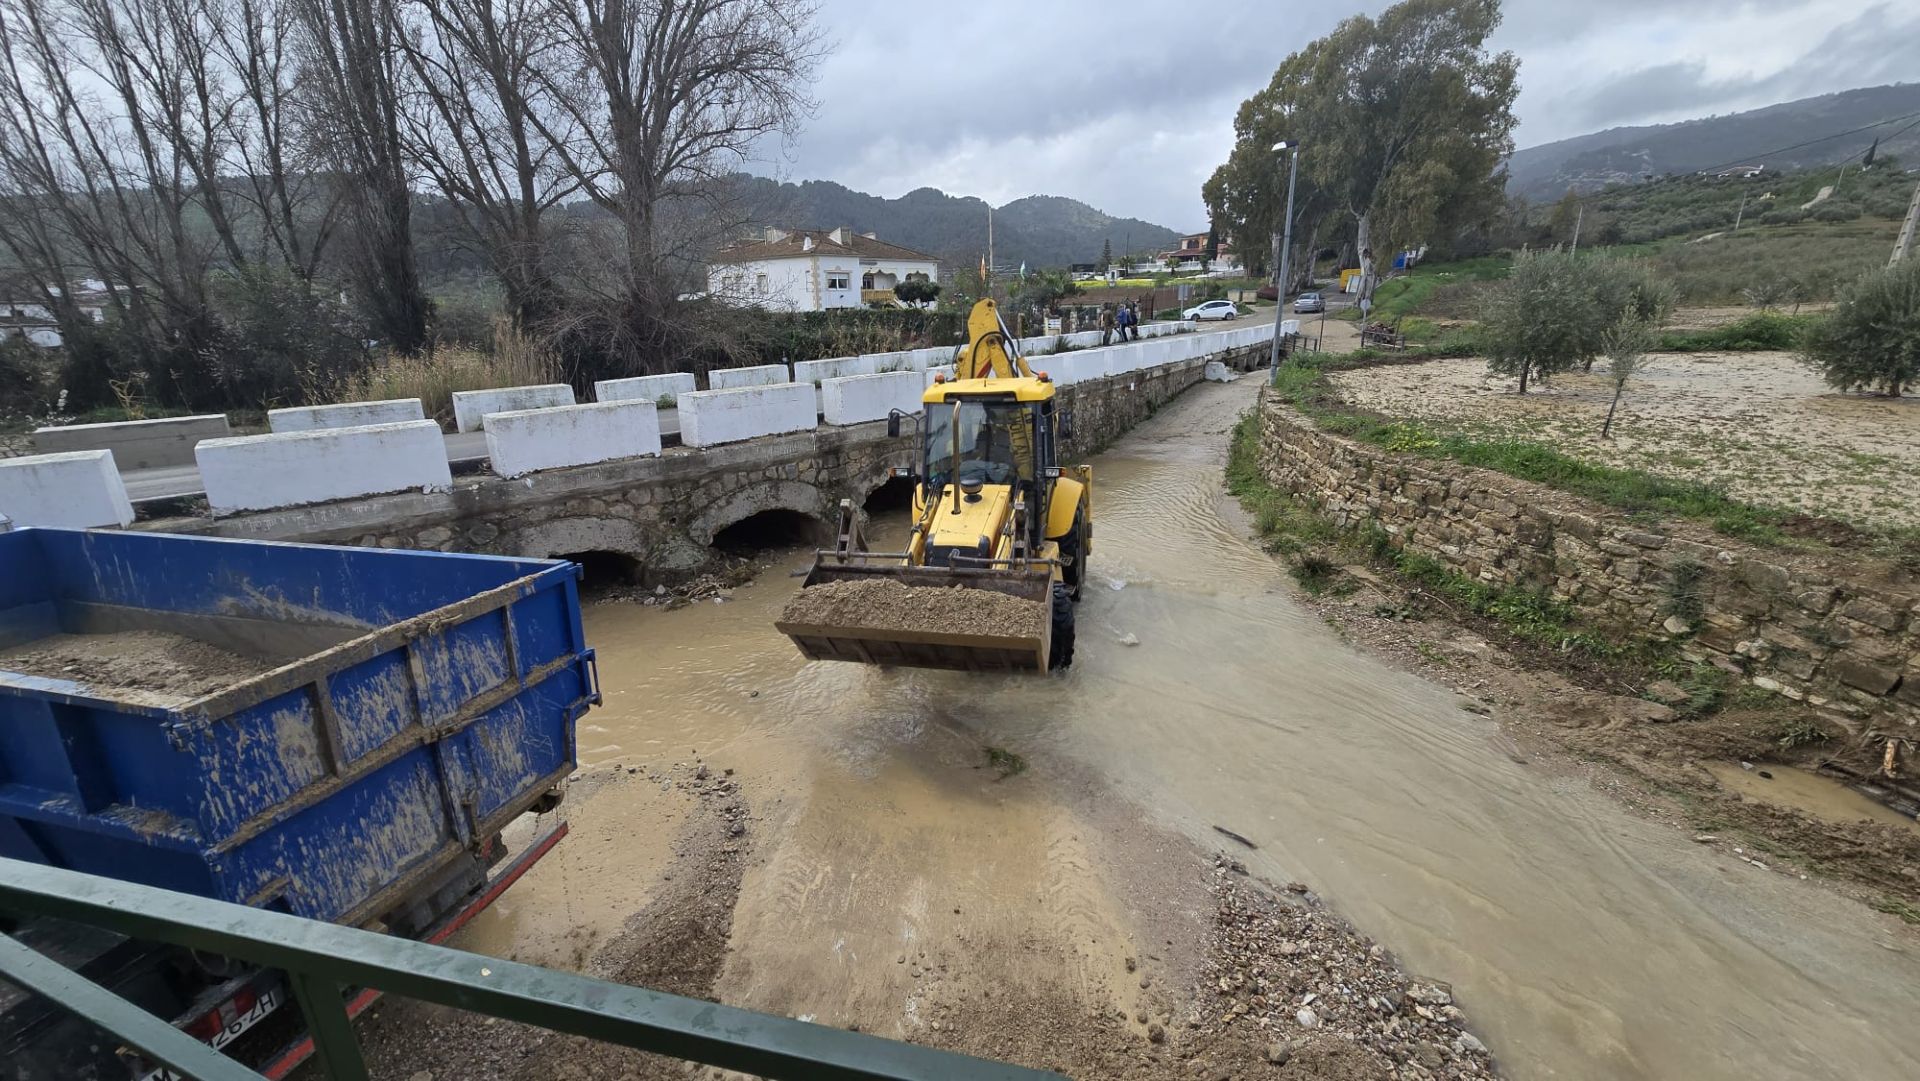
top-left (1283, 560), bottom-right (1920, 918)
top-left (0, 628), bottom-right (276, 705)
top-left (1327, 349), bottom-right (1920, 528)
top-left (345, 373), bottom-right (1918, 1081)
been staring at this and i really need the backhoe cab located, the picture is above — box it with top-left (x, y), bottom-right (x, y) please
top-left (776, 299), bottom-right (1093, 673)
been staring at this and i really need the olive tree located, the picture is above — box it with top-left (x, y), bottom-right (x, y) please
top-left (1799, 259), bottom-right (1920, 397)
top-left (1481, 250), bottom-right (1674, 393)
top-left (1600, 315), bottom-right (1656, 438)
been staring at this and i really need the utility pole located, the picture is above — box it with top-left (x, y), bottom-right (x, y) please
top-left (1267, 141), bottom-right (1301, 383)
top-left (1892, 180), bottom-right (1920, 268)
top-left (1733, 191), bottom-right (1749, 232)
top-left (1569, 204), bottom-right (1584, 253)
top-left (987, 204), bottom-right (994, 286)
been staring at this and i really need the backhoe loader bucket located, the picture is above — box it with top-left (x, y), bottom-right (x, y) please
top-left (775, 559), bottom-right (1055, 673)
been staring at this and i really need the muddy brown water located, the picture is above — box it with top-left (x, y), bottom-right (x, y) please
top-left (476, 377), bottom-right (1919, 1080)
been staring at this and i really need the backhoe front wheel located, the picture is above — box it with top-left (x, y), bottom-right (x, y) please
top-left (1057, 511), bottom-right (1089, 601)
top-left (1048, 583), bottom-right (1076, 671)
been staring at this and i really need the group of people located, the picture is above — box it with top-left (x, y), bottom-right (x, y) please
top-left (1099, 302), bottom-right (1142, 345)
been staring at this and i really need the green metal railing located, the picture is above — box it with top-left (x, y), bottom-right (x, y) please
top-left (0, 857), bottom-right (1061, 1080)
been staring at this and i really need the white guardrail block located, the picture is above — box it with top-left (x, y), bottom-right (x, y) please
top-left (485, 401), bottom-right (661, 478)
top-left (196, 420), bottom-right (452, 516)
top-left (32, 414), bottom-right (230, 470)
top-left (708, 364), bottom-right (790, 390)
top-left (0, 450), bottom-right (134, 528)
top-left (677, 383), bottom-right (817, 448)
top-left (792, 354), bottom-right (885, 386)
top-left (595, 373), bottom-right (696, 406)
top-left (269, 399), bottom-right (424, 433)
top-left (821, 371), bottom-right (923, 426)
top-left (451, 384), bottom-right (574, 433)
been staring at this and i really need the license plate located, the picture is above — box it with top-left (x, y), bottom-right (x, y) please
top-left (137, 985), bottom-right (282, 1080)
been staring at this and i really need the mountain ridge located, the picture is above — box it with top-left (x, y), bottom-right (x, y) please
top-left (730, 175), bottom-right (1183, 269)
top-left (1507, 83), bottom-right (1920, 199)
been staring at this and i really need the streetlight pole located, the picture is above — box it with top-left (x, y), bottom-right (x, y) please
top-left (1268, 140), bottom-right (1301, 384)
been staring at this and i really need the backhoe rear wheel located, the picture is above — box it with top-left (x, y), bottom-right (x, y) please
top-left (1049, 583), bottom-right (1076, 670)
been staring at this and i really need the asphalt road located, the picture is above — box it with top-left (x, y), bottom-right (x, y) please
top-left (117, 316), bottom-right (1273, 506)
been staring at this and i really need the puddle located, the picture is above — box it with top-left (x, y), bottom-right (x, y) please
top-left (1705, 761), bottom-right (1920, 834)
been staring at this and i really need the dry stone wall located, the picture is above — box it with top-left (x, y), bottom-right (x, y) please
top-left (1256, 392), bottom-right (1920, 735)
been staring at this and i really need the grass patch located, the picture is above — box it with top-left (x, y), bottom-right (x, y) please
top-left (984, 746), bottom-right (1027, 779)
top-left (1359, 254), bottom-right (1512, 322)
top-left (1871, 897), bottom-right (1920, 925)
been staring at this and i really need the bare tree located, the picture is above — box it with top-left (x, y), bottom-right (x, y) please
top-left (0, 0), bottom-right (220, 401)
top-left (394, 0), bottom-right (578, 328)
top-left (532, 0), bottom-right (824, 371)
top-left (294, 0), bottom-right (432, 353)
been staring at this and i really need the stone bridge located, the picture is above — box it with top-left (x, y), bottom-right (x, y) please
top-left (136, 343), bottom-right (1268, 581)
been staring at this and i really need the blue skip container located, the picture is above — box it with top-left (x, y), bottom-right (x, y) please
top-left (0, 528), bottom-right (597, 925)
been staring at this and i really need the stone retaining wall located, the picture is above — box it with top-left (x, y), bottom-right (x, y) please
top-left (1255, 392), bottom-right (1919, 734)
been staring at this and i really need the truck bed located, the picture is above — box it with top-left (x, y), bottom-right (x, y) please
top-left (0, 528), bottom-right (598, 927)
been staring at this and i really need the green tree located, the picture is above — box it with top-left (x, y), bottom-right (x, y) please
top-left (1482, 250), bottom-right (1672, 393)
top-left (894, 278), bottom-right (942, 307)
top-left (1207, 0), bottom-right (1518, 301)
top-left (1600, 315), bottom-right (1656, 438)
top-left (1799, 260), bottom-right (1920, 397)
top-left (1548, 189), bottom-right (1582, 244)
top-left (1098, 238), bottom-right (1113, 273)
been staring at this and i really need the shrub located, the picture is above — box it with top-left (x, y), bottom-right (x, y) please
top-left (0, 334), bottom-right (50, 418)
top-left (204, 266), bottom-right (366, 408)
top-left (1799, 259), bottom-right (1920, 396)
top-left (334, 319), bottom-right (561, 425)
top-left (1660, 310), bottom-right (1816, 352)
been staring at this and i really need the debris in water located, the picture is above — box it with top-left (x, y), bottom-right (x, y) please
top-left (1118, 632), bottom-right (1140, 646)
top-left (1212, 825), bottom-right (1258, 849)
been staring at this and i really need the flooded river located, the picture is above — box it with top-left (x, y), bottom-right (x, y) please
top-left (542, 377), bottom-right (1919, 1080)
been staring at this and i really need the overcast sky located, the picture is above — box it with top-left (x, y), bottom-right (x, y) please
top-left (753, 0), bottom-right (1920, 229)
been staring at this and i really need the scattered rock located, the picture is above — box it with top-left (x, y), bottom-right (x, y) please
top-left (1294, 1007), bottom-right (1319, 1028)
top-left (1147, 1022), bottom-right (1166, 1043)
top-left (1455, 1032), bottom-right (1489, 1056)
top-left (1264, 1041), bottom-right (1292, 1065)
top-left (1644, 679), bottom-right (1691, 706)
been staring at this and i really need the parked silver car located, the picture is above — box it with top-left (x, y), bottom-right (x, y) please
top-left (1293, 291), bottom-right (1325, 313)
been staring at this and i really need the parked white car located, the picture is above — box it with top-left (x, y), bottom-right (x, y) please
top-left (1182, 299), bottom-right (1239, 321)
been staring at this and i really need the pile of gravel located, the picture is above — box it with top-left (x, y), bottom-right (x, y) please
top-left (780, 578), bottom-right (1045, 639)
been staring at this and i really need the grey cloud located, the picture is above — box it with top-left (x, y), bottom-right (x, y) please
top-left (761, 1), bottom-right (1920, 230)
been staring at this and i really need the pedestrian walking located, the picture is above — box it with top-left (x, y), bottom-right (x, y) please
top-left (1100, 304), bottom-right (1115, 346)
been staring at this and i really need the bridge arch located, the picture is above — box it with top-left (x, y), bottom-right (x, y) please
top-left (688, 479), bottom-right (832, 548)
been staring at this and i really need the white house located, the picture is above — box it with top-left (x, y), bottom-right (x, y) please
top-left (1, 281), bottom-right (111, 348)
top-left (708, 227), bottom-right (939, 312)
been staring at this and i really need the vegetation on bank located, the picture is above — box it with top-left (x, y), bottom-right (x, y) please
top-left (1226, 410), bottom-right (1733, 712)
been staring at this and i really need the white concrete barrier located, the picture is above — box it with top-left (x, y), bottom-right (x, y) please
top-left (595, 373), bottom-right (695, 406)
top-left (708, 364), bottom-right (789, 390)
top-left (196, 421), bottom-right (452, 516)
top-left (485, 401), bottom-right (661, 478)
top-left (0, 450), bottom-right (134, 528)
top-left (269, 399), bottom-right (424, 434)
top-left (33, 415), bottom-right (230, 471)
top-left (1045, 350), bottom-right (1113, 386)
top-left (907, 346), bottom-right (954, 371)
top-left (677, 383), bottom-right (817, 448)
top-left (451, 384), bottom-right (574, 433)
top-left (792, 354), bottom-right (883, 386)
top-left (821, 371), bottom-right (923, 426)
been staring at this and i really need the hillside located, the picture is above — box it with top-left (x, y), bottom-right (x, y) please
top-left (727, 176), bottom-right (1182, 268)
top-left (1508, 83), bottom-right (1920, 198)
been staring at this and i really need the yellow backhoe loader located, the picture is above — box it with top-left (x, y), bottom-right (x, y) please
top-left (775, 299), bottom-right (1093, 672)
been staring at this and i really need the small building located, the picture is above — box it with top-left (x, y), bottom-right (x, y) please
top-left (0, 280), bottom-right (111, 348)
top-left (707, 227), bottom-right (939, 312)
top-left (1157, 233), bottom-right (1242, 275)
